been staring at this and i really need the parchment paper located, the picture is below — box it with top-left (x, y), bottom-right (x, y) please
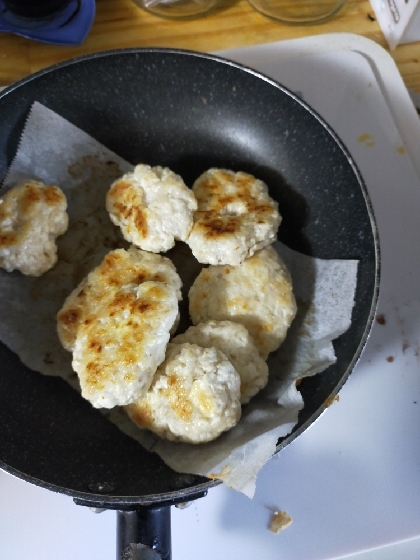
top-left (0, 102), bottom-right (358, 497)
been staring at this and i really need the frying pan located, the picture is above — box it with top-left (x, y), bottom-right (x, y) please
top-left (0, 48), bottom-right (379, 559)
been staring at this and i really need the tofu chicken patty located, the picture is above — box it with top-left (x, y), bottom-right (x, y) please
top-left (57, 247), bottom-right (181, 408)
top-left (186, 168), bottom-right (281, 265)
top-left (189, 246), bottom-right (297, 359)
top-left (72, 281), bottom-right (178, 409)
top-left (0, 180), bottom-right (68, 276)
top-left (172, 320), bottom-right (268, 404)
top-left (106, 164), bottom-right (197, 253)
top-left (125, 342), bottom-right (242, 444)
top-left (57, 246), bottom-right (182, 352)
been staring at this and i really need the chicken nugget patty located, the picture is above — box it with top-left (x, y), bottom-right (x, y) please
top-left (186, 168), bottom-right (281, 265)
top-left (57, 246), bottom-right (182, 352)
top-left (0, 180), bottom-right (68, 276)
top-left (106, 164), bottom-right (197, 253)
top-left (189, 246), bottom-right (297, 359)
top-left (172, 320), bottom-right (268, 404)
top-left (72, 282), bottom-right (179, 408)
top-left (125, 342), bottom-right (242, 443)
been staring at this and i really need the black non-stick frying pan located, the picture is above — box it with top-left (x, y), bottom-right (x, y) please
top-left (0, 48), bottom-right (379, 559)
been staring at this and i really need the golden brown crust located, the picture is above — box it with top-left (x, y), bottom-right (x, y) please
top-left (71, 280), bottom-right (179, 408)
top-left (0, 180), bottom-right (68, 275)
top-left (106, 165), bottom-right (197, 253)
top-left (79, 284), bottom-right (169, 392)
top-left (0, 232), bottom-right (18, 248)
top-left (0, 182), bottom-right (66, 249)
top-left (187, 169), bottom-right (281, 265)
top-left (57, 247), bottom-right (182, 352)
top-left (193, 212), bottom-right (240, 238)
top-left (108, 178), bottom-right (149, 239)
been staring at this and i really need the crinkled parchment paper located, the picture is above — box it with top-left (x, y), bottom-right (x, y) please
top-left (0, 102), bottom-right (358, 497)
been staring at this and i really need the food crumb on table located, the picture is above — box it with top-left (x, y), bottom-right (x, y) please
top-left (269, 510), bottom-right (292, 533)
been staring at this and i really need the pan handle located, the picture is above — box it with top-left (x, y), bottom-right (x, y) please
top-left (74, 488), bottom-right (208, 559)
top-left (117, 506), bottom-right (171, 560)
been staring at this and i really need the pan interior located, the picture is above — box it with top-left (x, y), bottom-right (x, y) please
top-left (0, 49), bottom-right (378, 506)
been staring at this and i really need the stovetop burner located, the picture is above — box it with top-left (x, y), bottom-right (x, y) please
top-left (0, 0), bottom-right (95, 46)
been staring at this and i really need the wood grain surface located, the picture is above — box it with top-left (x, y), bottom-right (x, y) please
top-left (0, 0), bottom-right (419, 92)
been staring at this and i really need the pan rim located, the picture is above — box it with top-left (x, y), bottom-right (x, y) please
top-left (0, 463), bottom-right (220, 507)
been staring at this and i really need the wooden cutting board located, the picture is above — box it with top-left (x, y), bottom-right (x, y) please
top-left (0, 0), bottom-right (419, 93)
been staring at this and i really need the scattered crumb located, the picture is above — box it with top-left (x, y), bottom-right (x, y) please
top-left (386, 356), bottom-right (395, 363)
top-left (358, 133), bottom-right (375, 147)
top-left (367, 12), bottom-right (376, 21)
top-left (324, 394), bottom-right (340, 408)
top-left (376, 314), bottom-right (386, 325)
top-left (43, 352), bottom-right (54, 364)
top-left (402, 341), bottom-right (410, 352)
top-left (269, 511), bottom-right (292, 533)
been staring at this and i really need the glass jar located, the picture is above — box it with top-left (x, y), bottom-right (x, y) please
top-left (132, 0), bottom-right (220, 20)
top-left (246, 0), bottom-right (348, 24)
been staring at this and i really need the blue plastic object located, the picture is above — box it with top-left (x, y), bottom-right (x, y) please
top-left (0, 0), bottom-right (95, 46)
